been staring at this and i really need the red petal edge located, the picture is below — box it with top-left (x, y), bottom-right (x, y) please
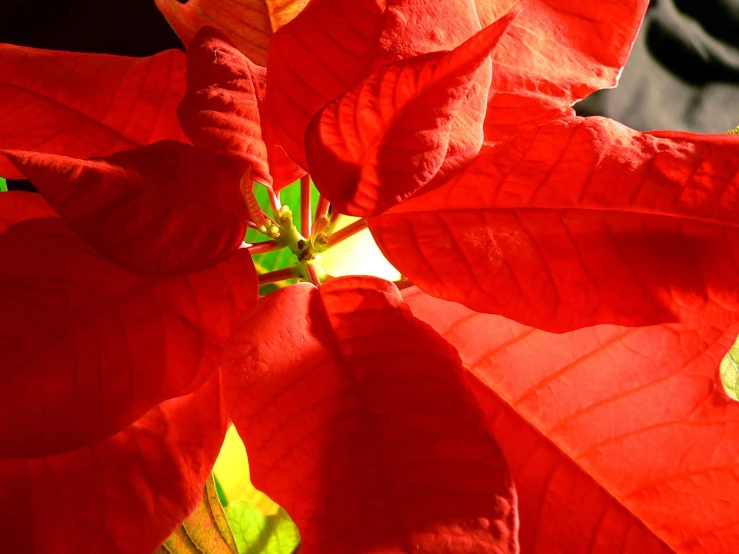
top-left (0, 191), bottom-right (57, 233)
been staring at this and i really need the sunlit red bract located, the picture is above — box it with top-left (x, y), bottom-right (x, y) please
top-left (1, 0), bottom-right (738, 552)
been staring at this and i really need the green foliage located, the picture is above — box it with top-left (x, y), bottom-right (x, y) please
top-left (211, 426), bottom-right (300, 554)
top-left (225, 502), bottom-right (300, 554)
top-left (157, 471), bottom-right (299, 553)
top-left (721, 340), bottom-right (739, 400)
top-left (248, 180), bottom-right (319, 294)
top-left (0, 177), bottom-right (7, 192)
top-left (157, 476), bottom-right (239, 553)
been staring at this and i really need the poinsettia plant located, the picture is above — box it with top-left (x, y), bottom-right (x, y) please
top-left (2, 0), bottom-right (739, 552)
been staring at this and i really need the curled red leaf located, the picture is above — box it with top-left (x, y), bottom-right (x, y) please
top-left (178, 27), bottom-right (303, 190)
top-left (266, 0), bottom-right (386, 168)
top-left (3, 141), bottom-right (250, 274)
top-left (155, 0), bottom-right (309, 67)
top-left (306, 12), bottom-right (517, 216)
top-left (480, 0), bottom-right (649, 142)
top-left (223, 277), bottom-right (518, 553)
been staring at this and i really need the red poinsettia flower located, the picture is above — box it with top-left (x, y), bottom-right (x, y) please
top-left (2, 0), bottom-right (739, 552)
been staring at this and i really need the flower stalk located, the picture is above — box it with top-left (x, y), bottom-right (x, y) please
top-left (326, 218), bottom-right (368, 248)
top-left (300, 174), bottom-right (312, 238)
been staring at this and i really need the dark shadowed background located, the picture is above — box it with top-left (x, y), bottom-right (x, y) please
top-left (1, 0), bottom-right (739, 189)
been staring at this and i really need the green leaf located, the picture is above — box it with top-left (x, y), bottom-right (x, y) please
top-left (247, 180), bottom-right (319, 294)
top-left (225, 501), bottom-right (300, 554)
top-left (721, 340), bottom-right (739, 400)
top-left (0, 178), bottom-right (7, 193)
top-left (156, 475), bottom-right (239, 554)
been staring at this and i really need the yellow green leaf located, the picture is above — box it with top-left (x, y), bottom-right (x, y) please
top-left (213, 426), bottom-right (281, 514)
top-left (721, 339), bottom-right (739, 400)
top-left (212, 426), bottom-right (300, 553)
top-left (154, 0), bottom-right (309, 66)
top-left (156, 475), bottom-right (238, 554)
top-left (225, 502), bottom-right (299, 554)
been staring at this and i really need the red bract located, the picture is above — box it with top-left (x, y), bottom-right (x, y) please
top-left (0, 45), bottom-right (188, 179)
top-left (1, 0), bottom-right (738, 552)
top-left (0, 372), bottom-right (229, 554)
top-left (155, 0), bottom-right (309, 66)
top-left (478, 0), bottom-right (647, 142)
top-left (222, 278), bottom-right (517, 553)
top-left (405, 287), bottom-right (739, 553)
top-left (178, 27), bottom-right (304, 190)
top-left (2, 141), bottom-right (251, 274)
top-left (0, 197), bottom-right (238, 552)
top-left (305, 12), bottom-right (516, 216)
top-left (371, 117), bottom-right (739, 331)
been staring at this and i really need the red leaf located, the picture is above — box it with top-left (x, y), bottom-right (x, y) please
top-left (178, 27), bottom-right (303, 190)
top-left (477, 0), bottom-right (648, 142)
top-left (482, 94), bottom-right (573, 147)
top-left (3, 141), bottom-right (250, 274)
top-left (371, 117), bottom-right (739, 332)
top-left (267, 0), bottom-right (492, 172)
top-left (154, 0), bottom-right (309, 67)
top-left (0, 191), bottom-right (56, 234)
top-left (0, 217), bottom-right (256, 458)
top-left (222, 277), bottom-right (517, 553)
top-left (266, 0), bottom-right (386, 168)
top-left (0, 45), bottom-right (188, 180)
top-left (262, 115), bottom-right (305, 190)
top-left (404, 287), bottom-right (739, 553)
top-left (0, 372), bottom-right (228, 554)
top-left (372, 0), bottom-right (496, 188)
top-left (305, 13), bottom-right (516, 217)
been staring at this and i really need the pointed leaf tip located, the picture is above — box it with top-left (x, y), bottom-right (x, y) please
top-left (306, 18), bottom-right (518, 216)
top-left (2, 142), bottom-right (251, 274)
